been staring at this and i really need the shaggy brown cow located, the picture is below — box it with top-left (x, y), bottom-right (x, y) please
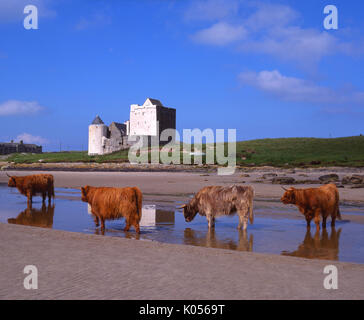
top-left (7, 173), bottom-right (55, 207)
top-left (81, 185), bottom-right (142, 233)
top-left (281, 183), bottom-right (341, 230)
top-left (178, 185), bottom-right (254, 230)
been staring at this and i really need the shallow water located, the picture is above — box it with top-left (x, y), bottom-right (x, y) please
top-left (1, 185), bottom-right (364, 264)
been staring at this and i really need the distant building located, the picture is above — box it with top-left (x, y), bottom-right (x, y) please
top-left (0, 140), bottom-right (42, 155)
top-left (88, 98), bottom-right (176, 156)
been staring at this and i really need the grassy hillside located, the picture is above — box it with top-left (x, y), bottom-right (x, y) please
top-left (235, 136), bottom-right (364, 167)
top-left (5, 136), bottom-right (364, 167)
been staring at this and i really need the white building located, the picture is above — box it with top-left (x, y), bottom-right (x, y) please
top-left (88, 98), bottom-right (176, 156)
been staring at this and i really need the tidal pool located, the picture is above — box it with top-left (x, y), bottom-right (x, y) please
top-left (1, 184), bottom-right (364, 264)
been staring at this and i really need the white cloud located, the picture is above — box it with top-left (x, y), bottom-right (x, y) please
top-left (0, 100), bottom-right (46, 116)
top-left (186, 1), bottom-right (355, 67)
top-left (191, 22), bottom-right (247, 46)
top-left (16, 133), bottom-right (49, 145)
top-left (245, 3), bottom-right (299, 30)
top-left (239, 70), bottom-right (364, 106)
top-left (0, 0), bottom-right (56, 23)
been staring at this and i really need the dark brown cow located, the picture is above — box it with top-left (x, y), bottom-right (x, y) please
top-left (281, 183), bottom-right (341, 230)
top-left (178, 185), bottom-right (254, 230)
top-left (7, 173), bottom-right (55, 207)
top-left (81, 185), bottom-right (142, 233)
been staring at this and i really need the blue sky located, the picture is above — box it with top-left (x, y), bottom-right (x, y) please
top-left (0, 0), bottom-right (364, 151)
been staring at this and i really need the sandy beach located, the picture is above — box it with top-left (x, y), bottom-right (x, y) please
top-left (0, 168), bottom-right (364, 299)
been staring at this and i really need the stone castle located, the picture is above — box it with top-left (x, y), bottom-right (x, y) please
top-left (88, 98), bottom-right (176, 155)
top-left (0, 140), bottom-right (42, 155)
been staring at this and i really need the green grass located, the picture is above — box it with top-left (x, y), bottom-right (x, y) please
top-left (7, 150), bottom-right (129, 164)
top-left (235, 136), bottom-right (364, 167)
top-left (6, 136), bottom-right (364, 167)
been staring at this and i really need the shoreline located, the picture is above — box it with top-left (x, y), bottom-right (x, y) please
top-left (1, 168), bottom-right (364, 204)
top-left (2, 161), bottom-right (364, 172)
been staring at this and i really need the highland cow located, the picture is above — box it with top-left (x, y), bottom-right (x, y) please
top-left (178, 185), bottom-right (254, 230)
top-left (7, 173), bottom-right (55, 207)
top-left (81, 185), bottom-right (142, 233)
top-left (281, 183), bottom-right (341, 230)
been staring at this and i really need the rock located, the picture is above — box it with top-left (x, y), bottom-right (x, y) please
top-left (272, 177), bottom-right (295, 185)
top-left (240, 174), bottom-right (250, 177)
top-left (342, 175), bottom-right (364, 185)
top-left (286, 169), bottom-right (296, 174)
top-left (318, 174), bottom-right (339, 183)
top-left (298, 174), bottom-right (309, 177)
top-left (350, 184), bottom-right (364, 189)
top-left (262, 173), bottom-right (278, 179)
top-left (310, 161), bottom-right (321, 165)
top-left (251, 180), bottom-right (264, 183)
top-left (295, 180), bottom-right (321, 185)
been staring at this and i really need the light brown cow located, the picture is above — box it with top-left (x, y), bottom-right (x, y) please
top-left (281, 183), bottom-right (341, 230)
top-left (7, 173), bottom-right (55, 207)
top-left (178, 185), bottom-right (254, 230)
top-left (81, 185), bottom-right (142, 233)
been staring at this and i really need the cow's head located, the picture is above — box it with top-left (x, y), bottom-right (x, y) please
top-left (7, 174), bottom-right (16, 187)
top-left (178, 203), bottom-right (198, 222)
top-left (80, 185), bottom-right (90, 203)
top-left (281, 187), bottom-right (296, 205)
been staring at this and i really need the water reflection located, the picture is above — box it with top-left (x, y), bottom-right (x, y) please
top-left (139, 205), bottom-right (175, 227)
top-left (183, 228), bottom-right (253, 252)
top-left (281, 227), bottom-right (342, 260)
top-left (8, 204), bottom-right (55, 228)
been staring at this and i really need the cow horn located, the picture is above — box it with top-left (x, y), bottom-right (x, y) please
top-left (281, 186), bottom-right (288, 191)
top-left (177, 204), bottom-right (187, 209)
top-left (5, 173), bottom-right (11, 178)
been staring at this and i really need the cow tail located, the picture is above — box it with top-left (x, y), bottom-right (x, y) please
top-left (337, 207), bottom-right (342, 220)
top-left (249, 189), bottom-right (254, 225)
top-left (134, 187), bottom-right (143, 222)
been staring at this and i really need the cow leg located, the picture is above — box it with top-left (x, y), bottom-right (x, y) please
top-left (27, 191), bottom-right (33, 208)
top-left (133, 222), bottom-right (140, 234)
top-left (305, 216), bottom-right (311, 229)
top-left (93, 215), bottom-right (100, 227)
top-left (100, 218), bottom-right (105, 231)
top-left (48, 191), bottom-right (52, 205)
top-left (42, 192), bottom-right (46, 204)
top-left (322, 216), bottom-right (327, 229)
top-left (207, 215), bottom-right (215, 229)
top-left (314, 210), bottom-right (321, 231)
top-left (238, 213), bottom-right (248, 230)
top-left (124, 219), bottom-right (131, 232)
top-left (331, 215), bottom-right (336, 228)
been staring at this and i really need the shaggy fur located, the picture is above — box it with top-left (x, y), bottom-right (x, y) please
top-left (179, 185), bottom-right (254, 230)
top-left (281, 183), bottom-right (341, 230)
top-left (7, 174), bottom-right (55, 207)
top-left (81, 185), bottom-right (142, 233)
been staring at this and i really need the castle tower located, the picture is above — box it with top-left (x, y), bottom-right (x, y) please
top-left (88, 115), bottom-right (108, 155)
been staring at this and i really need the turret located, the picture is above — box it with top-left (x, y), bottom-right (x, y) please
top-left (88, 115), bottom-right (108, 155)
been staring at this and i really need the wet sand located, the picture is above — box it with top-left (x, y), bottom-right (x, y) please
top-left (0, 169), bottom-right (364, 299)
top-left (1, 222), bottom-right (364, 300)
top-left (1, 169), bottom-right (364, 202)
